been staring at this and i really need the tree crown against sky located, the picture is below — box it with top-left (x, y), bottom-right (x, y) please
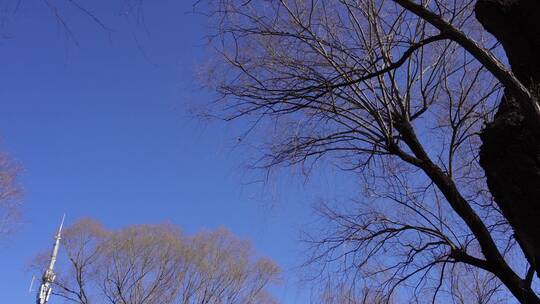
top-left (33, 219), bottom-right (281, 304)
top-left (0, 149), bottom-right (21, 237)
top-left (199, 0), bottom-right (540, 303)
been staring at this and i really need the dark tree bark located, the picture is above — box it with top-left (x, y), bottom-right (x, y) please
top-left (476, 0), bottom-right (540, 276)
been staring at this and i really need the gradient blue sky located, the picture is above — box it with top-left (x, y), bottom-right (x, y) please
top-left (0, 1), bottom-right (359, 303)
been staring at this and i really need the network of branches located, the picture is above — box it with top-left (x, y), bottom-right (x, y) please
top-left (33, 219), bottom-right (281, 304)
top-left (0, 150), bottom-right (21, 237)
top-left (199, 0), bottom-right (540, 303)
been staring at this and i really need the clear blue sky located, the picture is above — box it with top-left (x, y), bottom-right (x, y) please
top-left (0, 1), bottom-right (358, 303)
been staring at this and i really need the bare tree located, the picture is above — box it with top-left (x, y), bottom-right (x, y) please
top-left (0, 150), bottom-right (21, 237)
top-left (198, 0), bottom-right (540, 302)
top-left (182, 228), bottom-right (280, 304)
top-left (52, 218), bottom-right (108, 304)
top-left (0, 0), bottom-right (147, 45)
top-left (41, 219), bottom-right (280, 304)
top-left (314, 281), bottom-right (393, 304)
top-left (100, 224), bottom-right (185, 304)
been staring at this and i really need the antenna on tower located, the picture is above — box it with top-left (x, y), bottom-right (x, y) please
top-left (29, 275), bottom-right (35, 293)
top-left (36, 214), bottom-right (66, 304)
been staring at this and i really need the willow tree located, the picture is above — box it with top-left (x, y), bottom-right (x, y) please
top-left (41, 219), bottom-right (280, 304)
top-left (200, 0), bottom-right (540, 302)
top-left (0, 150), bottom-right (21, 237)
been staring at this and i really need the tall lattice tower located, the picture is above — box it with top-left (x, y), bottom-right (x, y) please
top-left (36, 215), bottom-right (65, 304)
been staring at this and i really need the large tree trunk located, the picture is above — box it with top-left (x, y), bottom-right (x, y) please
top-left (476, 0), bottom-right (540, 276)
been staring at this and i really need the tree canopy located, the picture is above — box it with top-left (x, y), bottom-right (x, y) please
top-left (35, 219), bottom-right (280, 304)
top-left (0, 149), bottom-right (21, 237)
top-left (199, 0), bottom-right (540, 302)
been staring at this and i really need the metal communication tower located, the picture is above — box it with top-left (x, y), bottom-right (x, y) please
top-left (36, 215), bottom-right (65, 304)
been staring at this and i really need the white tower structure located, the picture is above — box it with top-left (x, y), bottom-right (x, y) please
top-left (36, 215), bottom-right (65, 304)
